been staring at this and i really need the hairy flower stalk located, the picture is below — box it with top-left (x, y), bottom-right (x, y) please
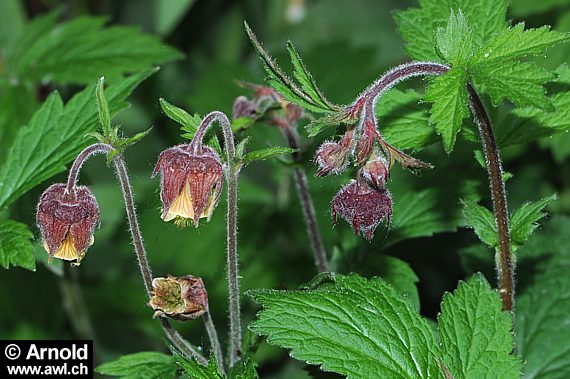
top-left (190, 111), bottom-right (242, 366)
top-left (63, 143), bottom-right (207, 365)
top-left (354, 62), bottom-right (514, 312)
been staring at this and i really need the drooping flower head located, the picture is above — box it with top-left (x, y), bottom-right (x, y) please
top-left (36, 183), bottom-right (100, 265)
top-left (148, 275), bottom-right (208, 321)
top-left (331, 180), bottom-right (392, 240)
top-left (152, 144), bottom-right (223, 227)
top-left (314, 130), bottom-right (353, 176)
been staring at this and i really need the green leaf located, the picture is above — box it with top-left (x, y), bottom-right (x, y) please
top-left (394, 0), bottom-right (508, 61)
top-left (95, 352), bottom-right (177, 378)
top-left (0, 220), bottom-right (35, 271)
top-left (244, 22), bottom-right (338, 114)
top-left (462, 200), bottom-right (497, 247)
top-left (510, 0), bottom-right (570, 18)
top-left (242, 147), bottom-right (297, 166)
top-left (378, 89), bottom-right (436, 151)
top-left (474, 24), bottom-right (569, 64)
top-left (376, 256), bottom-right (420, 312)
top-left (515, 216), bottom-right (570, 378)
top-left (249, 274), bottom-right (442, 378)
top-left (510, 195), bottom-right (556, 247)
top-left (0, 69), bottom-right (156, 209)
top-left (173, 350), bottom-right (224, 379)
top-left (424, 68), bottom-right (469, 153)
top-left (471, 61), bottom-right (554, 110)
top-left (305, 111), bottom-right (347, 137)
top-left (438, 274), bottom-right (522, 378)
top-left (96, 77), bottom-right (112, 137)
top-left (159, 98), bottom-right (202, 134)
top-left (435, 10), bottom-right (474, 66)
top-left (229, 359), bottom-right (259, 379)
top-left (7, 13), bottom-right (181, 85)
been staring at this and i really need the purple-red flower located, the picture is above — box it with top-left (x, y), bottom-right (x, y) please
top-left (148, 275), bottom-right (209, 321)
top-left (152, 144), bottom-right (223, 227)
top-left (314, 130), bottom-right (353, 176)
top-left (36, 184), bottom-right (100, 265)
top-left (360, 154), bottom-right (389, 190)
top-left (331, 180), bottom-right (392, 240)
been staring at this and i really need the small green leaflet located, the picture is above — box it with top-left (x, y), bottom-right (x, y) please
top-left (0, 220), bottom-right (35, 271)
top-left (462, 200), bottom-right (497, 247)
top-left (424, 68), bottom-right (469, 153)
top-left (241, 147), bottom-right (297, 166)
top-left (434, 10), bottom-right (474, 66)
top-left (244, 21), bottom-right (339, 114)
top-left (0, 69), bottom-right (156, 209)
top-left (438, 274), bottom-right (522, 378)
top-left (250, 273), bottom-right (520, 378)
top-left (5, 13), bottom-right (181, 84)
top-left (515, 216), bottom-right (570, 379)
top-left (95, 352), bottom-right (177, 378)
top-left (173, 350), bottom-right (224, 379)
top-left (510, 195), bottom-right (556, 247)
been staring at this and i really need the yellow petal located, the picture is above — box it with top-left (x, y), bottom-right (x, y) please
top-left (53, 236), bottom-right (82, 261)
top-left (162, 182), bottom-right (195, 222)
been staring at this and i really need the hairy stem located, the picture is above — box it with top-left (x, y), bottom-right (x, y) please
top-left (360, 61), bottom-right (513, 312)
top-left (203, 312), bottom-right (225, 373)
top-left (193, 112), bottom-right (241, 366)
top-left (281, 125), bottom-right (328, 272)
top-left (66, 143), bottom-right (207, 364)
top-left (467, 85), bottom-right (514, 311)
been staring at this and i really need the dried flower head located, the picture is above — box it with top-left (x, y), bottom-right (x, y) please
top-left (36, 184), bottom-right (100, 265)
top-left (331, 180), bottom-right (392, 240)
top-left (148, 275), bottom-right (208, 321)
top-left (152, 144), bottom-right (223, 227)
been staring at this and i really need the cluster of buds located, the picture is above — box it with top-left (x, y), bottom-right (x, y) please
top-left (148, 275), bottom-right (209, 321)
top-left (36, 184), bottom-right (100, 265)
top-left (152, 144), bottom-right (223, 228)
top-left (315, 99), bottom-right (429, 240)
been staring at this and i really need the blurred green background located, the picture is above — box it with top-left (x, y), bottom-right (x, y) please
top-left (2, 0), bottom-right (570, 377)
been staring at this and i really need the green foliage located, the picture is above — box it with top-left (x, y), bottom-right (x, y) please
top-left (241, 147), bottom-right (297, 166)
top-left (510, 195), bottom-right (556, 247)
top-left (95, 352), bottom-right (177, 378)
top-left (250, 273), bottom-right (520, 378)
top-left (0, 220), bottom-right (35, 271)
top-left (0, 69), bottom-right (155, 209)
top-left (424, 68), bottom-right (469, 153)
top-left (462, 200), bottom-right (498, 247)
top-left (375, 256), bottom-right (420, 311)
top-left (4, 12), bottom-right (181, 84)
top-left (173, 350), bottom-right (224, 379)
top-left (244, 22), bottom-right (339, 114)
top-left (516, 216), bottom-right (570, 378)
top-left (438, 274), bottom-right (522, 378)
top-left (434, 10), bottom-right (474, 66)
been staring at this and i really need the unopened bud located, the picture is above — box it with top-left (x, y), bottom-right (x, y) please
top-left (360, 154), bottom-right (389, 190)
top-left (232, 96), bottom-right (256, 119)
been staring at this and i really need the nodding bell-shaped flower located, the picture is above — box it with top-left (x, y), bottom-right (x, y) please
top-left (148, 275), bottom-right (208, 321)
top-left (331, 180), bottom-right (392, 240)
top-left (36, 184), bottom-right (100, 265)
top-left (152, 144), bottom-right (223, 227)
top-left (314, 130), bottom-right (353, 176)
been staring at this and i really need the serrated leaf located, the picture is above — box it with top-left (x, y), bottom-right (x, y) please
top-left (95, 352), bottom-right (177, 378)
top-left (173, 350), bottom-right (224, 379)
top-left (472, 61), bottom-right (554, 110)
top-left (438, 274), bottom-right (522, 378)
top-left (435, 10), bottom-right (475, 66)
top-left (462, 200), bottom-right (497, 247)
top-left (242, 147), bottom-right (297, 166)
top-left (229, 359), bottom-right (259, 379)
top-left (250, 274), bottom-right (442, 378)
top-left (305, 111), bottom-right (347, 137)
top-left (378, 89), bottom-right (436, 151)
top-left (475, 23), bottom-right (569, 64)
top-left (0, 69), bottom-right (155, 209)
top-left (515, 216), bottom-right (570, 379)
top-left (245, 22), bottom-right (338, 114)
top-left (424, 68), bottom-right (469, 153)
top-left (0, 220), bottom-right (35, 271)
top-left (159, 98), bottom-right (202, 133)
top-left (7, 13), bottom-right (181, 84)
top-left (510, 195), bottom-right (556, 247)
top-left (96, 77), bottom-right (112, 136)
top-left (376, 256), bottom-right (420, 312)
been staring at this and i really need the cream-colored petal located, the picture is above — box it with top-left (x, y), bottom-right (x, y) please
top-left (162, 182), bottom-right (195, 221)
top-left (53, 236), bottom-right (81, 261)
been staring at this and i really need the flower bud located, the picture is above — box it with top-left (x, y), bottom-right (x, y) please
top-left (232, 96), bottom-right (256, 119)
top-left (148, 275), bottom-right (208, 321)
top-left (360, 154), bottom-right (389, 190)
top-left (355, 119), bottom-right (378, 165)
top-left (314, 130), bottom-right (353, 176)
top-left (331, 180), bottom-right (392, 240)
top-left (36, 184), bottom-right (100, 265)
top-left (152, 145), bottom-right (223, 227)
